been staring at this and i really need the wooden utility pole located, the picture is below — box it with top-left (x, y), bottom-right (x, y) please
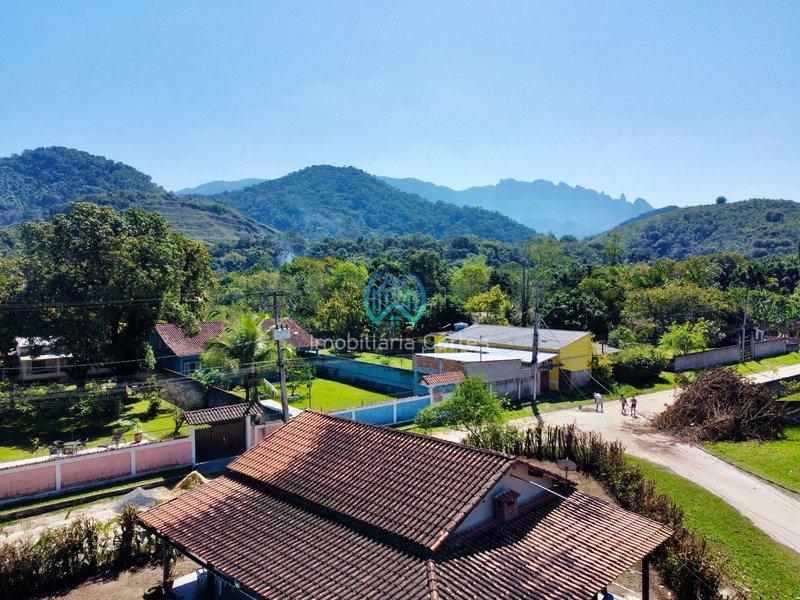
top-left (271, 291), bottom-right (290, 424)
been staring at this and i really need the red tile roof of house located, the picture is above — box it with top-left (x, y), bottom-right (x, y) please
top-left (155, 321), bottom-right (223, 358)
top-left (228, 411), bottom-right (513, 550)
top-left (139, 411), bottom-right (672, 598)
top-left (420, 371), bottom-right (465, 386)
top-left (183, 403), bottom-right (261, 426)
top-left (154, 318), bottom-right (319, 358)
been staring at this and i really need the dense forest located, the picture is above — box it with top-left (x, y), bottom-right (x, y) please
top-left (0, 147), bottom-right (274, 243)
top-left (595, 198), bottom-right (800, 260)
top-left (210, 165), bottom-right (535, 242)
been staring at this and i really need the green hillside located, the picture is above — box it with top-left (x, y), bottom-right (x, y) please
top-left (0, 147), bottom-right (273, 243)
top-left (596, 199), bottom-right (800, 260)
top-left (212, 165), bottom-right (535, 242)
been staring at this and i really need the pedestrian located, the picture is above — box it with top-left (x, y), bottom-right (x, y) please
top-left (593, 391), bottom-right (604, 413)
top-left (630, 395), bottom-right (638, 417)
top-left (619, 395), bottom-right (627, 415)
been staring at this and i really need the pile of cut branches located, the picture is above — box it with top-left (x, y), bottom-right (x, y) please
top-left (654, 369), bottom-right (786, 442)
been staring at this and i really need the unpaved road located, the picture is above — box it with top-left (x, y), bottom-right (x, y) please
top-left (0, 486), bottom-right (174, 544)
top-left (435, 362), bottom-right (800, 555)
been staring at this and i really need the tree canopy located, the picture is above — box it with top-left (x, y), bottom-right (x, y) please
top-left (15, 203), bottom-right (214, 375)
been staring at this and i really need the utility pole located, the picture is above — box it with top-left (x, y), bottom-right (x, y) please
top-left (530, 286), bottom-right (540, 402)
top-left (270, 291), bottom-right (290, 424)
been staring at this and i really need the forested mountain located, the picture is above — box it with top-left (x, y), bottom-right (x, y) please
top-left (175, 178), bottom-right (266, 196)
top-left (211, 165), bottom-right (535, 242)
top-left (596, 199), bottom-right (800, 260)
top-left (0, 147), bottom-right (273, 243)
top-left (379, 175), bottom-right (653, 237)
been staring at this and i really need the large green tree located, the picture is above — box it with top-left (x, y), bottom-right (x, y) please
top-left (18, 203), bottom-right (213, 377)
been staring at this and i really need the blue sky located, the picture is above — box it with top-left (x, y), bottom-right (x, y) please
top-left (1, 1), bottom-right (798, 207)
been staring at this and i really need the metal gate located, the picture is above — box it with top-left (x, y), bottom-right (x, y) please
top-left (195, 420), bottom-right (246, 463)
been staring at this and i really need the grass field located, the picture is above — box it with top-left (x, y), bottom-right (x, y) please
top-left (628, 456), bottom-right (800, 598)
top-left (320, 349), bottom-right (414, 370)
top-left (705, 426), bottom-right (800, 493)
top-left (290, 377), bottom-right (391, 412)
top-left (0, 397), bottom-right (187, 464)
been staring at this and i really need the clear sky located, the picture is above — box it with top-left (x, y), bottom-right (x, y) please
top-left (1, 1), bottom-right (798, 207)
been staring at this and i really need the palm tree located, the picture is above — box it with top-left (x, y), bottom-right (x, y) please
top-left (203, 313), bottom-right (275, 410)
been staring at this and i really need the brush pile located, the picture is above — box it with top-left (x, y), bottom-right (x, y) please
top-left (654, 369), bottom-right (786, 442)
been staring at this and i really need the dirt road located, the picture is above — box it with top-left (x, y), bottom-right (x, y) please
top-left (434, 363), bottom-right (800, 555)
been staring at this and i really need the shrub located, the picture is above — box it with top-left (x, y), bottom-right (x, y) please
top-left (611, 345), bottom-right (669, 385)
top-left (465, 423), bottom-right (735, 598)
top-left (591, 354), bottom-right (614, 388)
top-left (0, 505), bottom-right (159, 599)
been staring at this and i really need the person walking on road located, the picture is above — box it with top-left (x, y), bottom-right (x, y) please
top-left (619, 395), bottom-right (627, 415)
top-left (630, 395), bottom-right (638, 417)
top-left (593, 392), bottom-right (604, 413)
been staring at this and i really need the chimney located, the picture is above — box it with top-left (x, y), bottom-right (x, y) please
top-left (493, 490), bottom-right (520, 523)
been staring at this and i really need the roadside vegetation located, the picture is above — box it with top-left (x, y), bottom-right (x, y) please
top-left (629, 456), bottom-right (800, 598)
top-left (705, 425), bottom-right (800, 492)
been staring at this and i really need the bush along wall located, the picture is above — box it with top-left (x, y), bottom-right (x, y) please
top-left (0, 505), bottom-right (162, 600)
top-left (464, 423), bottom-right (741, 599)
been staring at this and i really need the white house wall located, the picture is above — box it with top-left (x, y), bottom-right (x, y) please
top-left (455, 463), bottom-right (551, 533)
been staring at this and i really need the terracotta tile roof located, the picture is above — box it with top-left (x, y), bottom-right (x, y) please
top-left (420, 371), bottom-right (465, 386)
top-left (140, 475), bottom-right (431, 599)
top-left (227, 411), bottom-right (513, 550)
top-left (154, 321), bottom-right (223, 358)
top-left (154, 318), bottom-right (319, 358)
top-left (437, 489), bottom-right (673, 599)
top-left (183, 403), bottom-right (261, 426)
top-left (139, 475), bottom-right (671, 599)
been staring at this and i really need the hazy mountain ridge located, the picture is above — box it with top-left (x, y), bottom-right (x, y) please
top-left (176, 178), bottom-right (267, 196)
top-left (209, 165), bottom-right (535, 242)
top-left (0, 147), bottom-right (273, 243)
top-left (379, 175), bottom-right (653, 237)
top-left (595, 198), bottom-right (800, 260)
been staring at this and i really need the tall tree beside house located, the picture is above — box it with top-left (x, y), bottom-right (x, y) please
top-left (202, 313), bottom-right (284, 408)
top-left (17, 202), bottom-right (214, 378)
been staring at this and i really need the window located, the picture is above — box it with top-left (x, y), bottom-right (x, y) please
top-left (29, 359), bottom-right (52, 375)
top-left (184, 361), bottom-right (200, 373)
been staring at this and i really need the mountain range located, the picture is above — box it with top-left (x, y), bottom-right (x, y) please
top-left (175, 173), bottom-right (654, 238)
top-left (6, 146), bottom-right (798, 261)
top-left (379, 176), bottom-right (653, 237)
top-left (206, 166), bottom-right (534, 243)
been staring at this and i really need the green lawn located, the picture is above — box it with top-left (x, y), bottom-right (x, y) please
top-left (320, 349), bottom-right (413, 370)
top-left (628, 456), bottom-right (800, 598)
top-left (731, 351), bottom-right (800, 375)
top-left (705, 426), bottom-right (800, 493)
top-left (291, 377), bottom-right (391, 412)
top-left (0, 397), bottom-right (187, 464)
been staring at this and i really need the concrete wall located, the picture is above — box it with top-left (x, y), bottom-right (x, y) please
top-left (672, 339), bottom-right (788, 372)
top-left (0, 438), bottom-right (191, 504)
top-left (330, 395), bottom-right (434, 426)
top-left (311, 355), bottom-right (424, 395)
top-left (753, 338), bottom-right (789, 359)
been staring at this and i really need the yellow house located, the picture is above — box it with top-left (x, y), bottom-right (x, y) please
top-left (442, 324), bottom-right (592, 393)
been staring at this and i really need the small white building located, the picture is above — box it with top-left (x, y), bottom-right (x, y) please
top-left (11, 338), bottom-right (71, 383)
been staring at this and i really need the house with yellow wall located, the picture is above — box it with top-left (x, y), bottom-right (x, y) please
top-left (440, 324), bottom-right (592, 394)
